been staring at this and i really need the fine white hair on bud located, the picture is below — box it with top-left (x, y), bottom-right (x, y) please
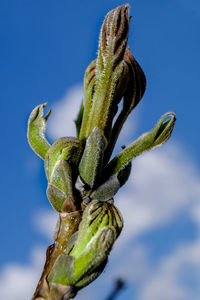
top-left (99, 4), bottom-right (130, 69)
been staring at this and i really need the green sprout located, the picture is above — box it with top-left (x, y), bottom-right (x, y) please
top-left (27, 4), bottom-right (176, 300)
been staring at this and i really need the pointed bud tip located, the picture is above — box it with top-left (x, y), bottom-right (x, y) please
top-left (99, 3), bottom-right (130, 66)
top-left (153, 112), bottom-right (176, 146)
top-left (123, 3), bottom-right (130, 10)
top-left (42, 102), bottom-right (47, 108)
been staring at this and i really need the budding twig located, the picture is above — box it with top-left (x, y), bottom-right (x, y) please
top-left (27, 4), bottom-right (175, 299)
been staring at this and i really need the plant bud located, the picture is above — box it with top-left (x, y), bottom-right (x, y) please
top-left (105, 112), bottom-right (176, 177)
top-left (27, 103), bottom-right (51, 159)
top-left (79, 127), bottom-right (107, 189)
top-left (48, 200), bottom-right (123, 289)
top-left (98, 4), bottom-right (130, 69)
top-left (105, 48), bottom-right (146, 162)
top-left (82, 5), bottom-right (131, 140)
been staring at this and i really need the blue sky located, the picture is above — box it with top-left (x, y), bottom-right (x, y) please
top-left (0, 0), bottom-right (200, 299)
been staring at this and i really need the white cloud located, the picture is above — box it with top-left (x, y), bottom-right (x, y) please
top-left (139, 240), bottom-right (200, 300)
top-left (116, 143), bottom-right (200, 243)
top-left (191, 202), bottom-right (200, 233)
top-left (33, 209), bottom-right (58, 240)
top-left (0, 248), bottom-right (45, 300)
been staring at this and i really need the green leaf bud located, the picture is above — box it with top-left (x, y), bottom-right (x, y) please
top-left (44, 137), bottom-right (82, 181)
top-left (83, 4), bottom-right (131, 140)
top-left (105, 112), bottom-right (176, 177)
top-left (48, 200), bottom-right (123, 289)
top-left (27, 103), bottom-right (51, 159)
top-left (105, 48), bottom-right (146, 162)
top-left (78, 127), bottom-right (107, 189)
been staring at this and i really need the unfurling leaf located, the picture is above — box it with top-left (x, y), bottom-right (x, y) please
top-left (105, 113), bottom-right (176, 177)
top-left (27, 103), bottom-right (51, 159)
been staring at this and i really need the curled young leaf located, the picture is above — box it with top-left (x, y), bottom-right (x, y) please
top-left (27, 103), bottom-right (51, 159)
top-left (104, 112), bottom-right (176, 177)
